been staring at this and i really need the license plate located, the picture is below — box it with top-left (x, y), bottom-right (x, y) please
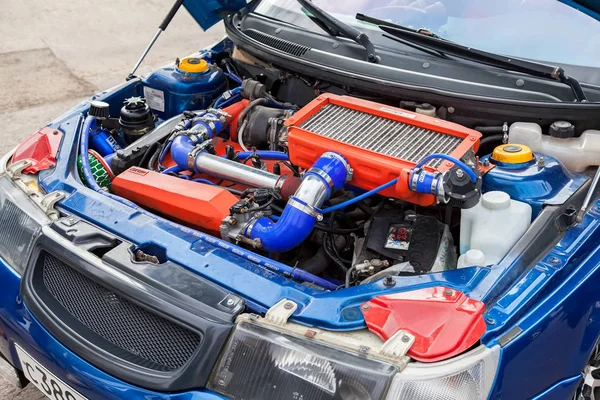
top-left (15, 344), bottom-right (87, 400)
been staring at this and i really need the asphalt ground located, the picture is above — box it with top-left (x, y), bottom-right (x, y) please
top-left (0, 1), bottom-right (225, 398)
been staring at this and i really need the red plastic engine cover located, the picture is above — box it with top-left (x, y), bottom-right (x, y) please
top-left (112, 167), bottom-right (238, 236)
top-left (361, 287), bottom-right (486, 362)
top-left (286, 94), bottom-right (481, 206)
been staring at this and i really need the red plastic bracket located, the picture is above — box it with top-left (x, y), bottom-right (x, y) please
top-left (11, 127), bottom-right (63, 174)
top-left (361, 287), bottom-right (486, 362)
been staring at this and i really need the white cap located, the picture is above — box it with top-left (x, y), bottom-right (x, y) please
top-left (464, 249), bottom-right (486, 266)
top-left (481, 191), bottom-right (511, 210)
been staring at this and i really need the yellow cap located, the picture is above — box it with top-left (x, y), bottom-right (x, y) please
top-left (491, 144), bottom-right (534, 164)
top-left (178, 57), bottom-right (209, 73)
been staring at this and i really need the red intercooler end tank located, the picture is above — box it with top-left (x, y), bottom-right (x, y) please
top-left (112, 167), bottom-right (238, 235)
top-left (286, 94), bottom-right (481, 206)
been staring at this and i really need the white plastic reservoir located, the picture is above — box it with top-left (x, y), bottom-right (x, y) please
top-left (457, 249), bottom-right (486, 269)
top-left (460, 191), bottom-right (532, 265)
top-left (509, 122), bottom-right (600, 172)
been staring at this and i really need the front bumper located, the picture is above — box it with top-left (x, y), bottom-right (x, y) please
top-left (0, 254), bottom-right (228, 400)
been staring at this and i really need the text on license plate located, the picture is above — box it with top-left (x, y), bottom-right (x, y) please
top-left (15, 344), bottom-right (87, 400)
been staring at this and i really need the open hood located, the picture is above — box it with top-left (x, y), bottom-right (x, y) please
top-left (183, 0), bottom-right (248, 31)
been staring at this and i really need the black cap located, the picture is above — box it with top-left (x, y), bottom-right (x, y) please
top-left (549, 121), bottom-right (575, 138)
top-left (89, 101), bottom-right (110, 120)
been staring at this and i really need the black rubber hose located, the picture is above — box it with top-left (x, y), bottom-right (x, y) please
top-left (297, 247), bottom-right (330, 275)
top-left (475, 126), bottom-right (504, 134)
top-left (480, 134), bottom-right (504, 147)
top-left (314, 223), bottom-right (365, 234)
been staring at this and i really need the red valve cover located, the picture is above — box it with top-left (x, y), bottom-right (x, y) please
top-left (361, 287), bottom-right (486, 362)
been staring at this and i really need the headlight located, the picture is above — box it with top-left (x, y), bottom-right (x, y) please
top-left (0, 156), bottom-right (49, 274)
top-left (208, 319), bottom-right (397, 400)
top-left (386, 345), bottom-right (500, 400)
top-left (209, 316), bottom-right (500, 400)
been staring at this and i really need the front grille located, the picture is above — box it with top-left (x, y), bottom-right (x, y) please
top-left (243, 28), bottom-right (310, 57)
top-left (300, 104), bottom-right (463, 167)
top-left (42, 253), bottom-right (201, 371)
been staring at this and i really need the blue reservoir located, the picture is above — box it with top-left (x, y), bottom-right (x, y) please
top-left (482, 151), bottom-right (588, 218)
top-left (143, 56), bottom-right (226, 120)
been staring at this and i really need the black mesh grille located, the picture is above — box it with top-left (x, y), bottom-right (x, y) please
top-left (42, 253), bottom-right (201, 371)
top-left (243, 28), bottom-right (310, 57)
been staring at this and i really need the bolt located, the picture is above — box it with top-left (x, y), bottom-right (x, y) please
top-left (486, 317), bottom-right (496, 325)
top-left (455, 169), bottom-right (464, 179)
top-left (537, 157), bottom-right (546, 168)
top-left (595, 206), bottom-right (600, 213)
top-left (422, 61), bottom-right (431, 69)
top-left (549, 256), bottom-right (560, 264)
top-left (383, 276), bottom-right (396, 287)
top-left (316, 214), bottom-right (324, 222)
top-left (516, 79), bottom-right (525, 87)
top-left (401, 335), bottom-right (411, 343)
top-left (448, 106), bottom-right (455, 114)
top-left (284, 302), bottom-right (295, 310)
top-left (483, 159), bottom-right (491, 167)
top-left (226, 299), bottom-right (235, 306)
top-left (444, 289), bottom-right (454, 296)
top-left (359, 345), bottom-right (370, 354)
top-left (362, 304), bottom-right (371, 311)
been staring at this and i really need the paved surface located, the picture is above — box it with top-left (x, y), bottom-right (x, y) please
top-left (0, 0), bottom-right (224, 398)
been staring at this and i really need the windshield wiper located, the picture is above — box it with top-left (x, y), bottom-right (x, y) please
top-left (295, 0), bottom-right (379, 63)
top-left (356, 13), bottom-right (587, 102)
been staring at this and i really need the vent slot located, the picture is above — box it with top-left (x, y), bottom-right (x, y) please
top-left (300, 104), bottom-right (463, 167)
top-left (243, 28), bottom-right (310, 57)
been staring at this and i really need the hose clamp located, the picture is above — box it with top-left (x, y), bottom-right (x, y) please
top-left (274, 175), bottom-right (287, 192)
top-left (309, 168), bottom-right (334, 189)
top-left (288, 197), bottom-right (323, 221)
top-left (187, 146), bottom-right (204, 171)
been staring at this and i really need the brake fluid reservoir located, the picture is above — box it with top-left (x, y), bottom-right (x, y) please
top-left (143, 56), bottom-right (226, 119)
top-left (482, 144), bottom-right (587, 217)
top-left (509, 122), bottom-right (600, 172)
top-left (460, 191), bottom-right (532, 265)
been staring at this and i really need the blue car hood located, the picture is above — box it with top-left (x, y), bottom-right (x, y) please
top-left (183, 0), bottom-right (248, 31)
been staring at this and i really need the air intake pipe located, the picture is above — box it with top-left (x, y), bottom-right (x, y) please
top-left (243, 152), bottom-right (352, 253)
top-left (171, 135), bottom-right (300, 198)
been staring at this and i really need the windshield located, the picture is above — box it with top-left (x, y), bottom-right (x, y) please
top-left (255, 0), bottom-right (600, 68)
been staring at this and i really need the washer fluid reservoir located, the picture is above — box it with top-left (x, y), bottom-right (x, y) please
top-left (508, 122), bottom-right (600, 172)
top-left (482, 143), bottom-right (587, 218)
top-left (143, 56), bottom-right (226, 119)
top-left (460, 191), bottom-right (532, 265)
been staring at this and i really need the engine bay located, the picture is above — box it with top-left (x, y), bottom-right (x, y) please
top-left (64, 46), bottom-right (592, 291)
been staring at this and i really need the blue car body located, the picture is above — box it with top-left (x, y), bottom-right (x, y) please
top-left (3, 1), bottom-right (600, 399)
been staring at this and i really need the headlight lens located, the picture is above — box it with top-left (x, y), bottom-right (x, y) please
top-left (386, 345), bottom-right (500, 400)
top-left (208, 320), bottom-right (397, 400)
top-left (0, 173), bottom-right (46, 274)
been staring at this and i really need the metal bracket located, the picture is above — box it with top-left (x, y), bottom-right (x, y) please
top-left (265, 299), bottom-right (298, 325)
top-left (379, 330), bottom-right (415, 359)
top-left (40, 191), bottom-right (66, 220)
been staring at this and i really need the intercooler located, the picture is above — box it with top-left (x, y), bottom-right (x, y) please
top-left (286, 94), bottom-right (481, 205)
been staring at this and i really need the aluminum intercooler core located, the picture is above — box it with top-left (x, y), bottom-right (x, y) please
top-left (286, 94), bottom-right (481, 205)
